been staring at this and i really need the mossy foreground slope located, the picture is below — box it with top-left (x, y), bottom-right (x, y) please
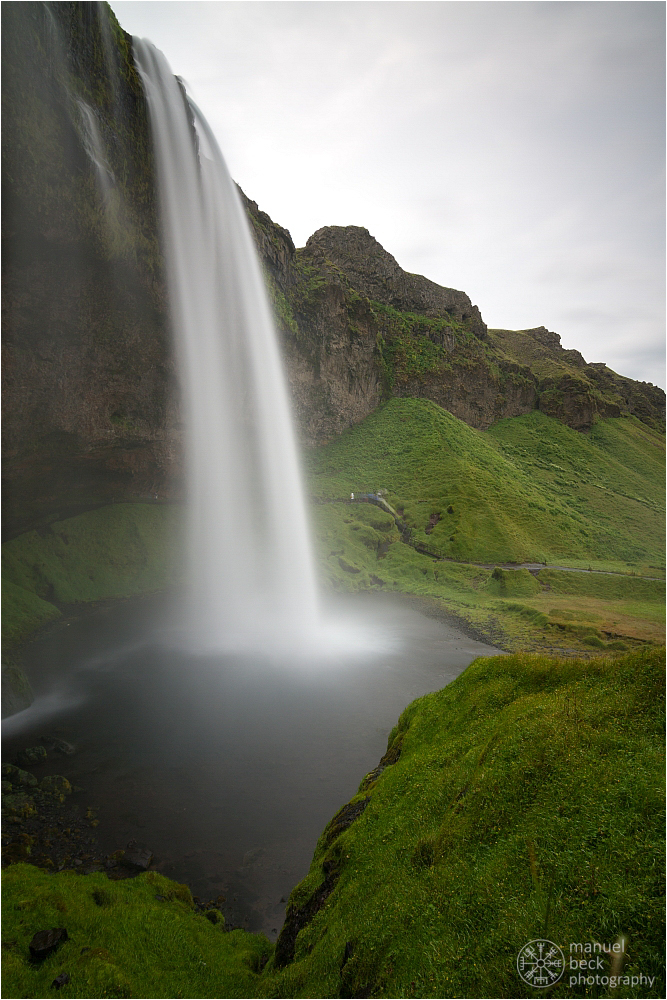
top-left (1, 867), bottom-right (270, 999)
top-left (269, 647), bottom-right (665, 999)
top-left (3, 648), bottom-right (664, 999)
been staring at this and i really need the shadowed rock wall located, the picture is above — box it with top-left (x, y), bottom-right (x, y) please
top-left (2, 1), bottom-right (180, 538)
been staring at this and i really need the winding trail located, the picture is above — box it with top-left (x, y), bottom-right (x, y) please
top-left (312, 496), bottom-right (664, 581)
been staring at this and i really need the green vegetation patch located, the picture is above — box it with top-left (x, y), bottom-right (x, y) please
top-left (308, 399), bottom-right (665, 568)
top-left (369, 301), bottom-right (470, 386)
top-left (2, 504), bottom-right (181, 645)
top-left (269, 647), bottom-right (666, 998)
top-left (309, 500), bottom-right (664, 653)
top-left (2, 580), bottom-right (62, 644)
top-left (1, 866), bottom-right (271, 999)
top-left (483, 567), bottom-right (541, 598)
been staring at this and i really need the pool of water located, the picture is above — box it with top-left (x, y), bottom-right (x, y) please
top-left (3, 591), bottom-right (502, 937)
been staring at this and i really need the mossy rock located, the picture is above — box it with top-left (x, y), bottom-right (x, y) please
top-left (483, 566), bottom-right (541, 597)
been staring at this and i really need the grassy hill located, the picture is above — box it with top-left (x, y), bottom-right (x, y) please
top-left (2, 504), bottom-right (180, 646)
top-left (3, 647), bottom-right (664, 998)
top-left (307, 399), bottom-right (665, 653)
top-left (268, 646), bottom-right (665, 999)
top-left (307, 398), bottom-right (664, 569)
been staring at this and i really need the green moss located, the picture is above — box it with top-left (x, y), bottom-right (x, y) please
top-left (2, 504), bottom-right (181, 646)
top-left (264, 270), bottom-right (299, 336)
top-left (483, 567), bottom-right (541, 598)
top-left (1, 866), bottom-right (272, 999)
top-left (2, 579), bottom-right (62, 644)
top-left (541, 569), bottom-right (663, 602)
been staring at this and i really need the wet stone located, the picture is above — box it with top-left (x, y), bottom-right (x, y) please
top-left (123, 842), bottom-right (153, 870)
top-left (18, 747), bottom-right (48, 766)
top-left (39, 776), bottom-right (72, 799)
top-left (29, 928), bottom-right (68, 961)
top-left (2, 793), bottom-right (37, 818)
top-left (40, 736), bottom-right (76, 756)
top-left (2, 764), bottom-right (38, 788)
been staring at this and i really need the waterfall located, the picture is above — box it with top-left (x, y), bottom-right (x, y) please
top-left (133, 40), bottom-right (320, 653)
top-left (77, 99), bottom-right (115, 202)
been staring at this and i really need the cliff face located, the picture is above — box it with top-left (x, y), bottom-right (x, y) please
top-left (2, 2), bottom-right (180, 537)
top-left (2, 2), bottom-right (664, 538)
top-left (244, 208), bottom-right (664, 443)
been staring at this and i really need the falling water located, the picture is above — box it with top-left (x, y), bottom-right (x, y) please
top-left (77, 99), bottom-right (115, 201)
top-left (133, 41), bottom-right (320, 653)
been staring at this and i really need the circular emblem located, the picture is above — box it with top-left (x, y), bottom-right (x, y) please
top-left (517, 939), bottom-right (565, 988)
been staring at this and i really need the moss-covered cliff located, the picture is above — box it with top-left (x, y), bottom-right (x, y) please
top-left (244, 210), bottom-right (665, 444)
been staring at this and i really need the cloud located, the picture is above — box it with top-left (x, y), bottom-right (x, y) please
top-left (110, 0), bottom-right (665, 387)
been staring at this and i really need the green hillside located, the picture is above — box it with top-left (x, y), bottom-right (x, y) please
top-left (307, 399), bottom-right (665, 652)
top-left (2, 504), bottom-right (180, 645)
top-left (308, 398), bottom-right (664, 569)
top-left (268, 646), bottom-right (665, 999)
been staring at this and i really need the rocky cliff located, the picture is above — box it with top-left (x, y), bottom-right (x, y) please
top-left (245, 205), bottom-right (665, 443)
top-left (2, 2), bottom-right (179, 538)
top-left (3, 1), bottom-right (664, 538)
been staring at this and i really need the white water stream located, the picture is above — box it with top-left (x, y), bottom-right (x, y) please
top-left (133, 41), bottom-right (320, 653)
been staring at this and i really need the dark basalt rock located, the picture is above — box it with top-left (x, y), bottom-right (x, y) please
top-left (359, 734), bottom-right (404, 792)
top-left (323, 797), bottom-right (371, 848)
top-left (274, 857), bottom-right (343, 969)
top-left (304, 225), bottom-right (487, 337)
top-left (123, 841), bottom-right (153, 870)
top-left (29, 927), bottom-right (68, 961)
top-left (51, 972), bottom-right (71, 989)
top-left (40, 736), bottom-right (76, 756)
top-left (17, 747), bottom-right (48, 767)
top-left (2, 764), bottom-right (38, 788)
top-left (39, 775), bottom-right (73, 800)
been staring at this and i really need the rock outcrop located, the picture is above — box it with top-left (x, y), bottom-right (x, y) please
top-left (304, 226), bottom-right (487, 337)
top-left (245, 213), bottom-right (664, 443)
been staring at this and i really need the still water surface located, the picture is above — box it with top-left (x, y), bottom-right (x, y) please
top-left (4, 592), bottom-right (502, 937)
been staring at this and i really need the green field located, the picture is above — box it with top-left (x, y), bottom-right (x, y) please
top-left (308, 399), bottom-right (664, 569)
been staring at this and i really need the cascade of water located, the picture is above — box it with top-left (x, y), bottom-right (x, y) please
top-left (133, 40), bottom-right (320, 653)
top-left (77, 99), bottom-right (115, 201)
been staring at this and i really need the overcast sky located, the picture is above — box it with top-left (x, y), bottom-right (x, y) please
top-left (110, 1), bottom-right (665, 388)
